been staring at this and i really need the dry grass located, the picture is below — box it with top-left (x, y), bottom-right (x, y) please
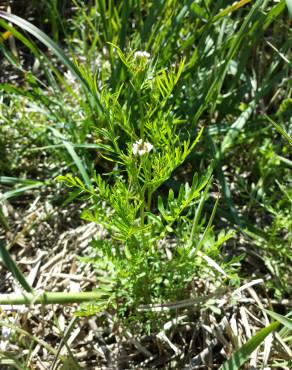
top-left (1, 187), bottom-right (291, 369)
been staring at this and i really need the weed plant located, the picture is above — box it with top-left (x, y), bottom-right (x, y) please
top-left (56, 51), bottom-right (237, 326)
top-left (0, 0), bottom-right (291, 367)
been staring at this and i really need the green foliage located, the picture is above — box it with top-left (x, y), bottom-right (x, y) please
top-left (56, 75), bottom-right (233, 322)
top-left (0, 0), bottom-right (291, 367)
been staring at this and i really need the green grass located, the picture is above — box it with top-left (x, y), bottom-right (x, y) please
top-left (0, 0), bottom-right (291, 368)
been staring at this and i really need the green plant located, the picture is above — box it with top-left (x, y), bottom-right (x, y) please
top-left (0, 1), bottom-right (291, 367)
top-left (54, 49), bottom-right (236, 325)
top-left (0, 10), bottom-right (238, 328)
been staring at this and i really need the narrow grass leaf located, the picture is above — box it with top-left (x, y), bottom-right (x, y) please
top-left (47, 128), bottom-right (92, 188)
top-left (221, 101), bottom-right (256, 153)
top-left (0, 183), bottom-right (44, 202)
top-left (262, 309), bottom-right (292, 330)
top-left (0, 240), bottom-right (33, 293)
top-left (265, 115), bottom-right (292, 146)
top-left (213, 0), bottom-right (252, 23)
top-left (0, 176), bottom-right (44, 186)
top-left (219, 321), bottom-right (280, 370)
top-left (0, 11), bottom-right (104, 115)
top-left (0, 19), bottom-right (40, 57)
top-left (62, 140), bottom-right (92, 189)
top-left (190, 197), bottom-right (219, 256)
top-left (51, 316), bottom-right (81, 370)
top-left (207, 134), bottom-right (243, 228)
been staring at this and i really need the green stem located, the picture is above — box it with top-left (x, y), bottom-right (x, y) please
top-left (0, 291), bottom-right (105, 305)
top-left (147, 188), bottom-right (152, 212)
top-left (137, 88), bottom-right (144, 138)
top-left (140, 189), bottom-right (146, 248)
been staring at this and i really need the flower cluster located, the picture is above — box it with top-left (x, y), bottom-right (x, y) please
top-left (134, 51), bottom-right (151, 60)
top-left (64, 70), bottom-right (77, 85)
top-left (132, 139), bottom-right (153, 156)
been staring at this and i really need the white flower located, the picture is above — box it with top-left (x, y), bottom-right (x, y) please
top-left (0, 325), bottom-right (12, 351)
top-left (1, 326), bottom-right (11, 340)
top-left (134, 51), bottom-right (151, 60)
top-left (64, 70), bottom-right (76, 85)
top-left (132, 139), bottom-right (153, 156)
top-left (103, 60), bottom-right (111, 70)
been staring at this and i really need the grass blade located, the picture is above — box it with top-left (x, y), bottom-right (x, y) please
top-left (48, 128), bottom-right (92, 188)
top-left (262, 309), bottom-right (292, 330)
top-left (0, 319), bottom-right (56, 355)
top-left (207, 134), bottom-right (243, 228)
top-left (0, 11), bottom-right (79, 81)
top-left (0, 240), bottom-right (33, 293)
top-left (212, 0), bottom-right (252, 23)
top-left (221, 101), bottom-right (256, 153)
top-left (190, 197), bottom-right (219, 256)
top-left (0, 183), bottom-right (44, 202)
top-left (265, 115), bottom-right (292, 146)
top-left (62, 140), bottom-right (92, 189)
top-left (219, 321), bottom-right (280, 370)
top-left (51, 316), bottom-right (81, 370)
top-left (0, 176), bottom-right (44, 186)
top-left (0, 11), bottom-right (105, 116)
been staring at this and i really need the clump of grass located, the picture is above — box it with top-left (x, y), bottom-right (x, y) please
top-left (0, 0), bottom-right (291, 368)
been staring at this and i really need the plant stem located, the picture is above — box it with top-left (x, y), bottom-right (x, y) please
top-left (137, 88), bottom-right (144, 138)
top-left (147, 188), bottom-right (152, 211)
top-left (140, 188), bottom-right (146, 248)
top-left (0, 291), bottom-right (105, 305)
